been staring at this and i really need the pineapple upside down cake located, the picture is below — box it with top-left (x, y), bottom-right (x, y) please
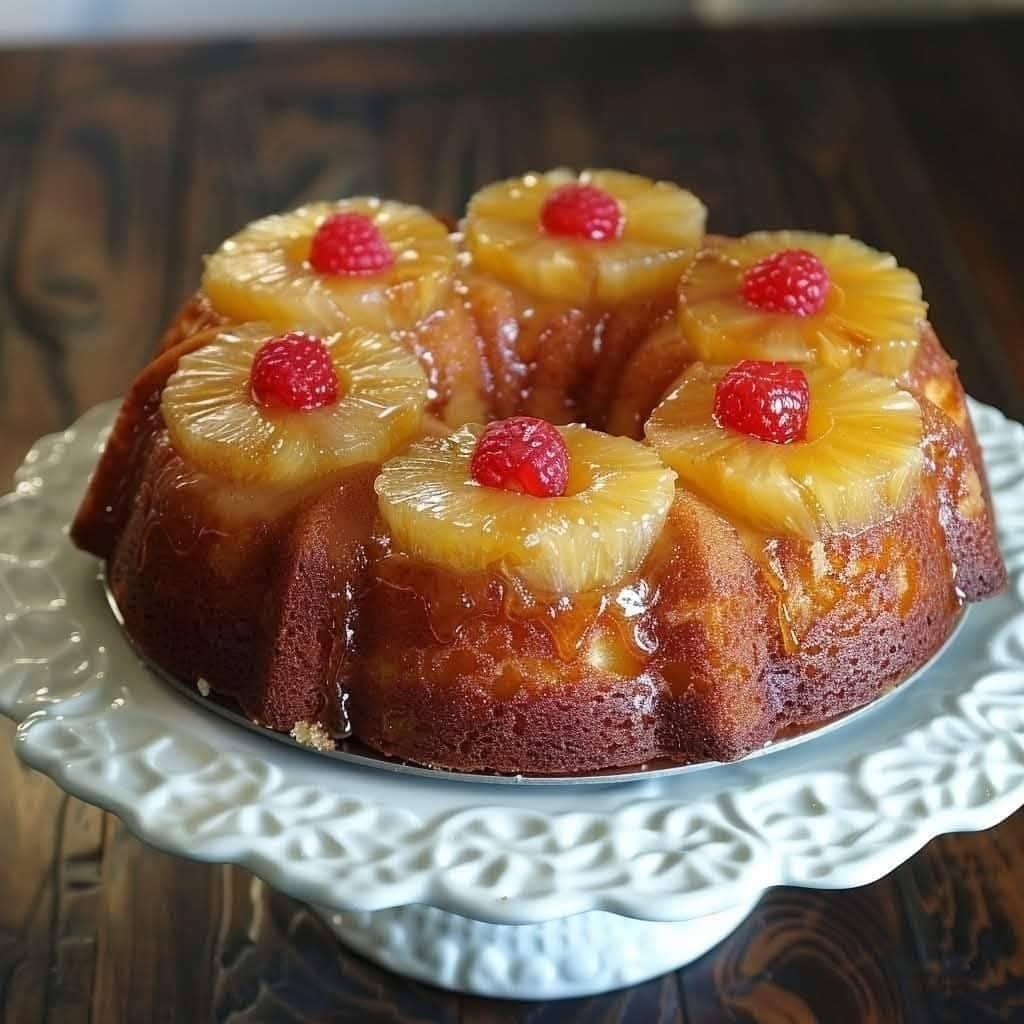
top-left (72, 170), bottom-right (1007, 775)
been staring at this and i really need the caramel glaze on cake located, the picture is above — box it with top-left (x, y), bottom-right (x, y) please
top-left (466, 275), bottom-right (676, 428)
top-left (75, 329), bottom-right (376, 730)
top-left (353, 402), bottom-right (999, 772)
top-left (110, 433), bottom-right (376, 730)
top-left (71, 177), bottom-right (1008, 775)
top-left (73, 341), bottom-right (1004, 772)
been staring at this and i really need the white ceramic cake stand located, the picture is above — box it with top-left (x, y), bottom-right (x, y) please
top-left (3, 399), bottom-right (1024, 1000)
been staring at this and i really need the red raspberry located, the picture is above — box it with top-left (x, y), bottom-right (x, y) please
top-left (308, 212), bottom-right (394, 276)
top-left (741, 249), bottom-right (830, 316)
top-left (714, 360), bottom-right (809, 444)
top-left (540, 184), bottom-right (623, 242)
top-left (470, 417), bottom-right (570, 497)
top-left (250, 332), bottom-right (339, 411)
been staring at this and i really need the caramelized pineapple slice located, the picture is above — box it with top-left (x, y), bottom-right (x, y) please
top-left (464, 169), bottom-right (706, 305)
top-left (680, 232), bottom-right (927, 377)
top-left (375, 424), bottom-right (676, 594)
top-left (161, 323), bottom-right (427, 486)
top-left (646, 363), bottom-right (923, 540)
top-left (203, 200), bottom-right (457, 333)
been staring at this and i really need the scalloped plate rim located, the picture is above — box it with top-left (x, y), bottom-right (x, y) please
top-left (1, 396), bottom-right (1023, 926)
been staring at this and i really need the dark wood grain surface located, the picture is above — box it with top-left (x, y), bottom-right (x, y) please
top-left (2, 18), bottom-right (1024, 1022)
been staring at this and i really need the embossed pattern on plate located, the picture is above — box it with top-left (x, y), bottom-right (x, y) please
top-left (1, 398), bottom-right (1023, 927)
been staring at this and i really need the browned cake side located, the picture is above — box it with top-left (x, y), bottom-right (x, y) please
top-left (72, 330), bottom-right (377, 732)
top-left (72, 327), bottom-right (226, 559)
top-left (398, 298), bottom-right (491, 425)
top-left (106, 436), bottom-right (376, 730)
top-left (350, 405), bottom-right (1004, 773)
top-left (71, 281), bottom-right (1007, 775)
top-left (759, 486), bottom-right (960, 732)
top-left (906, 324), bottom-right (985, 478)
top-left (350, 407), bottom-right (769, 773)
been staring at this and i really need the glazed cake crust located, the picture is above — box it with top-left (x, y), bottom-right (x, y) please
top-left (71, 191), bottom-right (1008, 776)
top-left (73, 337), bottom-right (1005, 774)
top-left (352, 401), bottom-right (997, 773)
top-left (105, 433), bottom-right (377, 731)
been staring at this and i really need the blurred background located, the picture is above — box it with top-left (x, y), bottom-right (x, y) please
top-left (3, 0), bottom-right (1022, 41)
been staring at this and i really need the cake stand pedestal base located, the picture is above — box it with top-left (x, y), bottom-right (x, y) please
top-left (316, 900), bottom-right (757, 999)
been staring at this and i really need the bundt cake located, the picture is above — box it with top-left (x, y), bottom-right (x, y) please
top-left (71, 170), bottom-right (1007, 775)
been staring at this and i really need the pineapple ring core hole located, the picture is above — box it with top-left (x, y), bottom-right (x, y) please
top-left (697, 249), bottom-right (846, 322)
top-left (251, 363), bottom-right (351, 412)
top-left (470, 457), bottom-right (595, 501)
top-left (465, 429), bottom-right (602, 502)
top-left (285, 234), bottom-right (397, 273)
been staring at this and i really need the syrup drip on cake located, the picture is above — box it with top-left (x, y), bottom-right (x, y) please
top-left (373, 415), bottom-right (670, 666)
top-left (647, 358), bottom-right (946, 661)
top-left (371, 552), bottom-right (658, 664)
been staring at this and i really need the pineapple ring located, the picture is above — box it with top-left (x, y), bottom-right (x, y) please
top-left (162, 323), bottom-right (428, 486)
top-left (463, 168), bottom-right (706, 305)
top-left (645, 363), bottom-right (924, 540)
top-left (202, 200), bottom-right (457, 333)
top-left (680, 232), bottom-right (928, 377)
top-left (375, 424), bottom-right (676, 594)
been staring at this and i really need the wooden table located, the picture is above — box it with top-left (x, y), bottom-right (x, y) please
top-left (2, 18), bottom-right (1024, 1022)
